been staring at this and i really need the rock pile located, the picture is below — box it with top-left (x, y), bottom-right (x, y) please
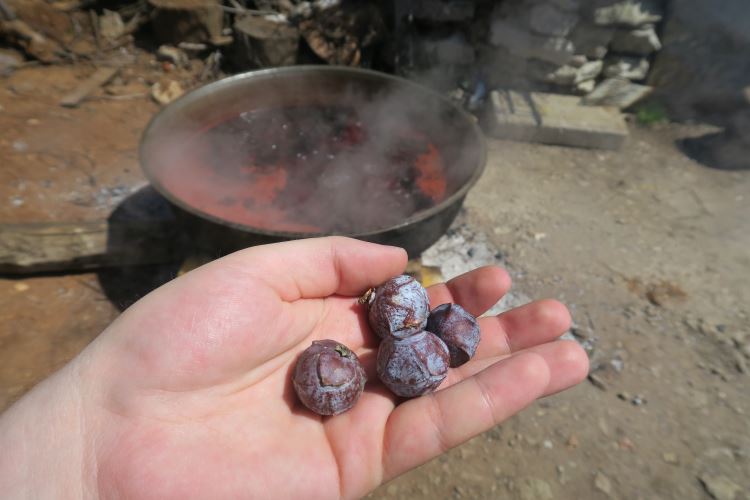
top-left (482, 0), bottom-right (663, 106)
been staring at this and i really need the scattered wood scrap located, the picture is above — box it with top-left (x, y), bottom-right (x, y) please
top-left (59, 65), bottom-right (121, 107)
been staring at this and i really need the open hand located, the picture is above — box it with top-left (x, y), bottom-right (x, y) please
top-left (0, 237), bottom-right (588, 499)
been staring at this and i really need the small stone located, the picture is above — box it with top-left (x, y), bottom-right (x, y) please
top-left (518, 477), bottom-right (553, 500)
top-left (26, 118), bottom-right (40, 126)
top-left (556, 464), bottom-right (566, 484)
top-left (574, 60), bottom-right (603, 83)
top-left (610, 358), bottom-right (625, 372)
top-left (99, 9), bottom-right (125, 41)
top-left (575, 79), bottom-right (596, 95)
top-left (13, 283), bottom-right (30, 292)
top-left (698, 474), bottom-right (742, 500)
top-left (611, 26), bottom-right (661, 55)
top-left (734, 352), bottom-right (747, 374)
top-left (593, 0), bottom-right (663, 27)
top-left (567, 434), bottom-right (580, 449)
top-left (12, 140), bottom-right (28, 152)
top-left (603, 56), bottom-right (650, 80)
top-left (386, 483), bottom-right (399, 495)
top-left (662, 452), bottom-right (678, 464)
top-left (588, 373), bottom-right (608, 391)
top-left (631, 394), bottom-right (646, 406)
top-left (543, 439), bottom-right (554, 449)
top-left (151, 80), bottom-right (184, 105)
top-left (594, 472), bottom-right (613, 496)
top-left (529, 3), bottom-right (579, 37)
top-left (583, 78), bottom-right (653, 109)
top-left (617, 391), bottom-right (631, 401)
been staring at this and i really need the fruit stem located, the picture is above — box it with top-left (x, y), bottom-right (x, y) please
top-left (358, 288), bottom-right (374, 305)
top-left (334, 344), bottom-right (351, 357)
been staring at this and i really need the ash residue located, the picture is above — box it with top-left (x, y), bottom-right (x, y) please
top-left (421, 214), bottom-right (531, 316)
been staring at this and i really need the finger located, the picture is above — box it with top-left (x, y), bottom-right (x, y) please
top-left (221, 236), bottom-right (408, 301)
top-left (323, 387), bottom-right (396, 495)
top-left (426, 266), bottom-right (511, 317)
top-left (473, 299), bottom-right (572, 359)
top-left (382, 352), bottom-right (550, 480)
top-left (445, 340), bottom-right (589, 396)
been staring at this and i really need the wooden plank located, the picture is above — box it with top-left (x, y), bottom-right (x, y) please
top-left (484, 89), bottom-right (629, 150)
top-left (0, 219), bottom-right (183, 274)
top-left (59, 66), bottom-right (120, 108)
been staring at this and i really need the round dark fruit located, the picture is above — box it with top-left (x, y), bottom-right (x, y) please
top-left (367, 275), bottom-right (430, 340)
top-left (293, 340), bottom-right (366, 416)
top-left (427, 303), bottom-right (481, 367)
top-left (376, 331), bottom-right (450, 398)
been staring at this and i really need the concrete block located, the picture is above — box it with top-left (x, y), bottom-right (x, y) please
top-left (484, 89), bottom-right (629, 150)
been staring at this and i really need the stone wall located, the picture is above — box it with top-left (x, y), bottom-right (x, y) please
top-left (395, 0), bottom-right (666, 108)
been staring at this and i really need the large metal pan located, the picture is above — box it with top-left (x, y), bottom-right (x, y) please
top-left (139, 66), bottom-right (486, 257)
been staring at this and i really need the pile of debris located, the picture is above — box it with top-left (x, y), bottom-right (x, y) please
top-left (0, 0), bottom-right (386, 67)
top-left (393, 0), bottom-right (664, 110)
top-left (1, 0), bottom-right (672, 143)
top-left (484, 0), bottom-right (663, 108)
top-left (0, 0), bottom-right (387, 105)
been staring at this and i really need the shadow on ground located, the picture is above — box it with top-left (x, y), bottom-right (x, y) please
top-left (677, 132), bottom-right (750, 171)
top-left (97, 186), bottom-right (185, 311)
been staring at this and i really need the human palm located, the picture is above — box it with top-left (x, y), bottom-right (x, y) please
top-left (1, 238), bottom-right (588, 499)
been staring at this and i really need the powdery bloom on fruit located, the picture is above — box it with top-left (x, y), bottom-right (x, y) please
top-left (376, 331), bottom-right (450, 398)
top-left (293, 340), bottom-right (366, 416)
top-left (368, 275), bottom-right (430, 339)
top-left (426, 303), bottom-right (481, 367)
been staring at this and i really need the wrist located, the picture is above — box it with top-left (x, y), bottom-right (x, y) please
top-left (0, 358), bottom-right (95, 498)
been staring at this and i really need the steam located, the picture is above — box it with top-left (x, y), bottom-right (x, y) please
top-left (143, 76), bottom-right (477, 235)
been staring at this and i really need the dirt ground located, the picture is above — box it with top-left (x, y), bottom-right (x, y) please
top-left (1, 61), bottom-right (749, 500)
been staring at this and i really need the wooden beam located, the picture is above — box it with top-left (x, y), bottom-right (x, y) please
top-left (0, 219), bottom-right (183, 274)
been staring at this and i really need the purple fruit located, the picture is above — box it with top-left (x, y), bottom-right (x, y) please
top-left (293, 340), bottom-right (366, 416)
top-left (427, 303), bottom-right (481, 367)
top-left (376, 331), bottom-right (450, 398)
top-left (366, 275), bottom-right (430, 340)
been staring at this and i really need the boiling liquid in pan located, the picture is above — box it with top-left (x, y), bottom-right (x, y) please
top-left (161, 105), bottom-right (448, 234)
